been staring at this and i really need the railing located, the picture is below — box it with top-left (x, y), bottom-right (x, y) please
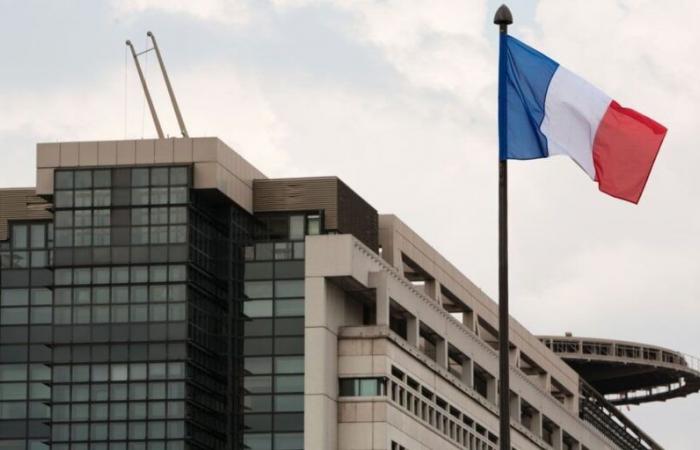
top-left (579, 381), bottom-right (663, 450)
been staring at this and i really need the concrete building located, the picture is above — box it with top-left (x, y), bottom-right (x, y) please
top-left (0, 137), bottom-right (679, 450)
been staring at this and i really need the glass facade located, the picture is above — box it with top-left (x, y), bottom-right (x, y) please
top-left (0, 166), bottom-right (318, 450)
top-left (241, 241), bottom-right (305, 450)
top-left (0, 221), bottom-right (53, 450)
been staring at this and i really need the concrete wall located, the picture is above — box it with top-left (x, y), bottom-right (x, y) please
top-left (35, 137), bottom-right (265, 212)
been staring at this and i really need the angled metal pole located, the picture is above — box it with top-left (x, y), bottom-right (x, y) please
top-left (126, 40), bottom-right (164, 139)
top-left (494, 4), bottom-right (513, 450)
top-left (148, 31), bottom-right (189, 138)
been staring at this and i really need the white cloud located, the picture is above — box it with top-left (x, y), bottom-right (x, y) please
top-left (110, 0), bottom-right (252, 26)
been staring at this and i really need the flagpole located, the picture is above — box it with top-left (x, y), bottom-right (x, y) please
top-left (494, 4), bottom-right (513, 450)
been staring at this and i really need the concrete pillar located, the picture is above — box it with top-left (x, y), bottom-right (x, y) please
top-left (436, 337), bottom-right (448, 368)
top-left (510, 393), bottom-right (521, 423)
top-left (487, 377), bottom-right (497, 404)
top-left (462, 311), bottom-right (475, 332)
top-left (425, 279), bottom-right (439, 303)
top-left (552, 426), bottom-right (563, 450)
top-left (509, 347), bottom-right (520, 367)
top-left (407, 315), bottom-right (419, 347)
top-left (461, 358), bottom-right (473, 387)
top-left (531, 410), bottom-right (543, 438)
top-left (368, 271), bottom-right (390, 326)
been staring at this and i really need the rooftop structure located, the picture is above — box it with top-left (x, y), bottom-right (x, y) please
top-left (540, 335), bottom-right (700, 405)
top-left (0, 136), bottom-right (682, 450)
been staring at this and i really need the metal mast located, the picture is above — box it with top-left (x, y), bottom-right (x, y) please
top-left (148, 31), bottom-right (189, 138)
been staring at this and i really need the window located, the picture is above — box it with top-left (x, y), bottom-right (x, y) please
top-left (12, 225), bottom-right (27, 248)
top-left (1, 289), bottom-right (28, 306)
top-left (339, 377), bottom-right (387, 397)
top-left (289, 215), bottom-right (305, 240)
top-left (307, 214), bottom-right (321, 235)
top-left (30, 224), bottom-right (45, 248)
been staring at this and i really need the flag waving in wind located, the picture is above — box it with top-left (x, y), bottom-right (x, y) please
top-left (499, 35), bottom-right (667, 203)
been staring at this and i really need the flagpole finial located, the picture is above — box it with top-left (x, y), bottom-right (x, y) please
top-left (494, 4), bottom-right (513, 26)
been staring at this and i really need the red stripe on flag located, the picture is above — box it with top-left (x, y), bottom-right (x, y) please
top-left (592, 101), bottom-right (667, 204)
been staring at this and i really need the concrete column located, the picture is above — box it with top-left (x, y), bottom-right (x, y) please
top-left (509, 347), bottom-right (520, 367)
top-left (407, 315), bottom-right (419, 347)
top-left (510, 393), bottom-right (521, 423)
top-left (531, 410), bottom-right (543, 438)
top-left (552, 426), bottom-right (563, 450)
top-left (436, 337), bottom-right (448, 368)
top-left (462, 311), bottom-right (475, 331)
top-left (487, 377), bottom-right (497, 404)
top-left (461, 358), bottom-right (473, 387)
top-left (425, 279), bottom-right (439, 302)
top-left (368, 271), bottom-right (390, 326)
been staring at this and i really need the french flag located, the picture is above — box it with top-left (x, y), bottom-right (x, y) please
top-left (500, 35), bottom-right (667, 203)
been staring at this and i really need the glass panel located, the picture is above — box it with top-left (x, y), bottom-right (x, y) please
top-left (132, 188), bottom-right (150, 205)
top-left (74, 228), bottom-right (91, 246)
top-left (0, 382), bottom-right (27, 400)
top-left (94, 189), bottom-right (111, 206)
top-left (245, 357), bottom-right (273, 375)
top-left (30, 307), bottom-right (52, 324)
top-left (12, 225), bottom-right (27, 249)
top-left (151, 226), bottom-right (168, 244)
top-left (169, 187), bottom-right (188, 203)
top-left (244, 262), bottom-right (273, 280)
top-left (151, 187), bottom-right (169, 204)
top-left (55, 171), bottom-right (74, 189)
top-left (275, 356), bottom-right (304, 374)
top-left (74, 189), bottom-right (92, 207)
top-left (150, 266), bottom-right (168, 282)
top-left (151, 167), bottom-right (169, 185)
top-left (275, 299), bottom-right (304, 317)
top-left (54, 191), bottom-right (73, 208)
top-left (131, 208), bottom-right (149, 225)
top-left (274, 395), bottom-right (303, 412)
top-left (244, 300), bottom-right (273, 318)
top-left (275, 375), bottom-right (304, 393)
top-left (55, 210), bottom-right (73, 227)
top-left (274, 433), bottom-right (304, 450)
top-left (289, 215), bottom-right (305, 240)
top-left (31, 250), bottom-right (48, 267)
top-left (170, 167), bottom-right (188, 185)
top-left (244, 434), bottom-right (272, 450)
top-left (245, 281), bottom-right (273, 299)
top-left (1, 289), bottom-right (28, 306)
top-left (74, 170), bottom-right (92, 188)
top-left (275, 280), bottom-right (304, 298)
top-left (244, 376), bottom-right (272, 394)
top-left (275, 261), bottom-right (304, 279)
top-left (307, 214), bottom-right (321, 235)
top-left (1, 308), bottom-right (29, 325)
top-left (30, 224), bottom-right (45, 248)
top-left (169, 206), bottom-right (187, 223)
top-left (55, 229), bottom-right (73, 247)
top-left (93, 169), bottom-right (112, 187)
top-left (94, 208), bottom-right (111, 226)
top-left (169, 225), bottom-right (187, 243)
top-left (132, 168), bottom-right (149, 186)
top-left (131, 227), bottom-right (149, 245)
top-left (31, 289), bottom-right (51, 305)
top-left (0, 364), bottom-right (26, 381)
top-left (168, 265), bottom-right (186, 281)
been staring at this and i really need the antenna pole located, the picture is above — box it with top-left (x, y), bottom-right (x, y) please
top-left (126, 40), bottom-right (164, 139)
top-left (148, 31), bottom-right (189, 138)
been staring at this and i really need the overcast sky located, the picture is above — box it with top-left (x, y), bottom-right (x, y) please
top-left (1, 0), bottom-right (699, 447)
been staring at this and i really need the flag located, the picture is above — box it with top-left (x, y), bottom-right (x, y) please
top-left (499, 35), bottom-right (667, 203)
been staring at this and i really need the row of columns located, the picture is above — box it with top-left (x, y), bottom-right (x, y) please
top-left (370, 271), bottom-right (583, 450)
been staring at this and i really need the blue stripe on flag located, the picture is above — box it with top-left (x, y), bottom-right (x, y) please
top-left (501, 35), bottom-right (559, 160)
